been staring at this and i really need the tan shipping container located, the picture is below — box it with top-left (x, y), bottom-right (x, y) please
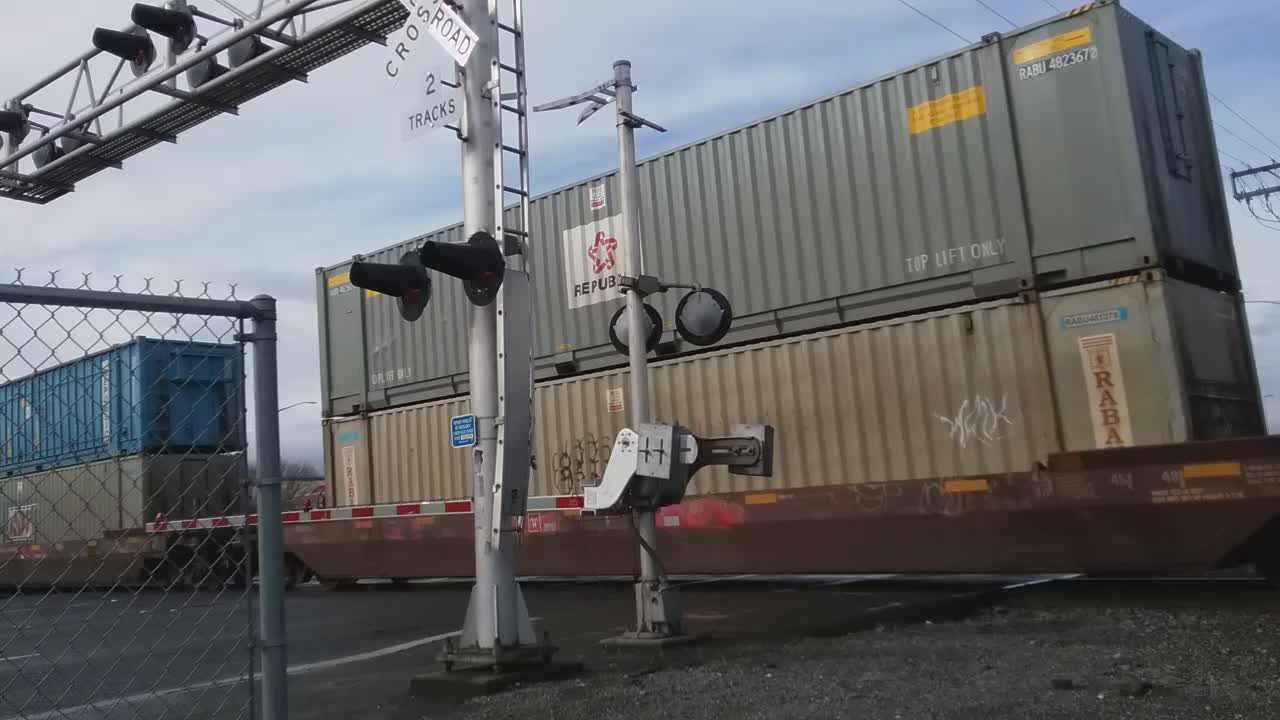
top-left (0, 453), bottom-right (245, 545)
top-left (323, 273), bottom-right (1262, 507)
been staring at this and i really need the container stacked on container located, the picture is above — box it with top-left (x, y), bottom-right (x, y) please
top-left (317, 1), bottom-right (1264, 508)
top-left (0, 338), bottom-right (246, 544)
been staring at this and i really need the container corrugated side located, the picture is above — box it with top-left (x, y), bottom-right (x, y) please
top-left (0, 338), bottom-right (245, 476)
top-left (326, 272), bottom-right (1262, 507)
top-left (327, 294), bottom-right (1063, 505)
top-left (318, 2), bottom-right (1237, 417)
top-left (0, 452), bottom-right (244, 544)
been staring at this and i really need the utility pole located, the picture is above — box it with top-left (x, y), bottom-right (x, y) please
top-left (1232, 162), bottom-right (1280, 202)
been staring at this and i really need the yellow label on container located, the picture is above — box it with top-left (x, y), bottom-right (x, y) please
top-left (906, 85), bottom-right (987, 135)
top-left (327, 272), bottom-right (350, 288)
top-left (1182, 463), bottom-right (1242, 480)
top-left (744, 492), bottom-right (779, 505)
top-left (1013, 27), bottom-right (1093, 65)
top-left (943, 478), bottom-right (991, 494)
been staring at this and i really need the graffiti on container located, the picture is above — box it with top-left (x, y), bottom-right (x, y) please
top-left (554, 433), bottom-right (607, 495)
top-left (934, 394), bottom-right (1015, 449)
top-left (851, 482), bottom-right (902, 514)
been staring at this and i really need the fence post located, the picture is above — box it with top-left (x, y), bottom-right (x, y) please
top-left (249, 294), bottom-right (287, 720)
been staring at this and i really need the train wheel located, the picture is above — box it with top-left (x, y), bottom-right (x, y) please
top-left (284, 557), bottom-right (306, 591)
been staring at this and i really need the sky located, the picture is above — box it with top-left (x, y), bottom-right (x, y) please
top-left (1, 0), bottom-right (1278, 467)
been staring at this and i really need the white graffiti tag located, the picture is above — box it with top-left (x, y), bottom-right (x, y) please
top-left (935, 395), bottom-right (1015, 449)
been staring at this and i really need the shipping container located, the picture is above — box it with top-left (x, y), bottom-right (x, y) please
top-left (0, 452), bottom-right (245, 545)
top-left (323, 272), bottom-right (1263, 507)
top-left (317, 1), bottom-right (1237, 417)
top-left (0, 338), bottom-right (245, 476)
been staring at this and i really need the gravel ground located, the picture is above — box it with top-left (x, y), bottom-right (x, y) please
top-left (451, 599), bottom-right (1280, 720)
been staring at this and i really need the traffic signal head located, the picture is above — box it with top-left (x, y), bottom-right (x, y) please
top-left (674, 288), bottom-right (733, 346)
top-left (0, 108), bottom-right (30, 139)
top-left (186, 56), bottom-right (229, 89)
top-left (418, 231), bottom-right (506, 307)
top-left (349, 251), bottom-right (433, 322)
top-left (608, 302), bottom-right (663, 356)
top-left (92, 28), bottom-right (157, 76)
top-left (229, 36), bottom-right (269, 69)
top-left (130, 3), bottom-right (197, 54)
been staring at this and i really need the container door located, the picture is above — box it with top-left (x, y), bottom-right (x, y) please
top-left (1161, 281), bottom-right (1264, 440)
top-left (1041, 274), bottom-right (1188, 451)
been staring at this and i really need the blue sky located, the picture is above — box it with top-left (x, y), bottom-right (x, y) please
top-left (1, 0), bottom-right (1278, 464)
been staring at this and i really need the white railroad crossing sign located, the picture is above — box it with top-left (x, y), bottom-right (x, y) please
top-left (388, 0), bottom-right (479, 79)
top-left (402, 64), bottom-right (462, 141)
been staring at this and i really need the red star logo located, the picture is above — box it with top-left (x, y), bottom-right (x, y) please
top-left (587, 231), bottom-right (618, 275)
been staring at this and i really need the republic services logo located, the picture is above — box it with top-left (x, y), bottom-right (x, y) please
top-left (587, 231), bottom-right (618, 275)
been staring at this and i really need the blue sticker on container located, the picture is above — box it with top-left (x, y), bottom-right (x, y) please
top-left (1061, 306), bottom-right (1128, 331)
top-left (336, 432), bottom-right (361, 443)
top-left (450, 414), bottom-right (477, 449)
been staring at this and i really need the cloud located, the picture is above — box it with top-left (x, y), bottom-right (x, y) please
top-left (4, 0), bottom-right (1280, 466)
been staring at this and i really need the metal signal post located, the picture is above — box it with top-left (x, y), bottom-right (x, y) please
top-left (348, 0), bottom-right (557, 675)
top-left (536, 61), bottom-right (769, 647)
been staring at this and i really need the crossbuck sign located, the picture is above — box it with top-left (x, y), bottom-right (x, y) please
top-left (388, 0), bottom-right (479, 80)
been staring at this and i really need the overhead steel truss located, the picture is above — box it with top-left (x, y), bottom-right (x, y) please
top-left (0, 0), bottom-right (408, 205)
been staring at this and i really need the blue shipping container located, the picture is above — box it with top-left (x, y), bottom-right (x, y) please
top-left (0, 338), bottom-right (245, 475)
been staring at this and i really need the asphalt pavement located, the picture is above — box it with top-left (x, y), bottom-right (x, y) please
top-left (0, 575), bottom-right (1063, 720)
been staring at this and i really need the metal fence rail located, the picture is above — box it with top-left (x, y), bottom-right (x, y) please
top-left (0, 271), bottom-right (285, 720)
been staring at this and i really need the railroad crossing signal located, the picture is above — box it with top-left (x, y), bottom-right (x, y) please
top-left (348, 230), bottom-right (507, 320)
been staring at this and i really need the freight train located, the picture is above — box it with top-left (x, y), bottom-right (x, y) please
top-left (0, 338), bottom-right (250, 590)
top-left (5, 2), bottom-right (1280, 591)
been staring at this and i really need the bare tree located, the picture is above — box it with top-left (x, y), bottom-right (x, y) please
top-left (247, 457), bottom-right (327, 510)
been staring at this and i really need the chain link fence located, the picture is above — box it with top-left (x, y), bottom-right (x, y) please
top-left (0, 271), bottom-right (286, 720)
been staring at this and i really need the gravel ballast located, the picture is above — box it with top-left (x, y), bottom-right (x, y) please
top-left (450, 598), bottom-right (1280, 719)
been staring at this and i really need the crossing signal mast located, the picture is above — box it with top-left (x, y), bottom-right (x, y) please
top-left (0, 0), bottom-right (568, 705)
top-left (345, 0), bottom-right (565, 677)
top-left (534, 62), bottom-right (775, 647)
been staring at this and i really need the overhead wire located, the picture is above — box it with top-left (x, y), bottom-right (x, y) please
top-left (972, 0), bottom-right (1018, 28)
top-left (1216, 122), bottom-right (1278, 162)
top-left (1218, 148), bottom-right (1248, 167)
top-left (1209, 92), bottom-right (1280, 156)
top-left (893, 0), bottom-right (971, 44)
top-left (1041, 0), bottom-right (1062, 11)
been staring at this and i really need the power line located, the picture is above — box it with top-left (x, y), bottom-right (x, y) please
top-left (1218, 148), bottom-right (1248, 167)
top-left (1217, 121), bottom-right (1278, 162)
top-left (972, 0), bottom-right (1017, 28)
top-left (894, 0), bottom-right (971, 44)
top-left (1041, 0), bottom-right (1062, 11)
top-left (1210, 92), bottom-right (1280, 156)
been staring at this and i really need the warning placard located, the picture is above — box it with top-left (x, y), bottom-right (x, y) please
top-left (1077, 333), bottom-right (1133, 448)
top-left (6, 505), bottom-right (35, 541)
top-left (561, 213), bottom-right (631, 310)
top-left (341, 445), bottom-right (359, 506)
top-left (607, 387), bottom-right (625, 413)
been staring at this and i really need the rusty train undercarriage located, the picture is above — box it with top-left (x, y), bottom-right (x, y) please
top-left (3, 436), bottom-right (1280, 590)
